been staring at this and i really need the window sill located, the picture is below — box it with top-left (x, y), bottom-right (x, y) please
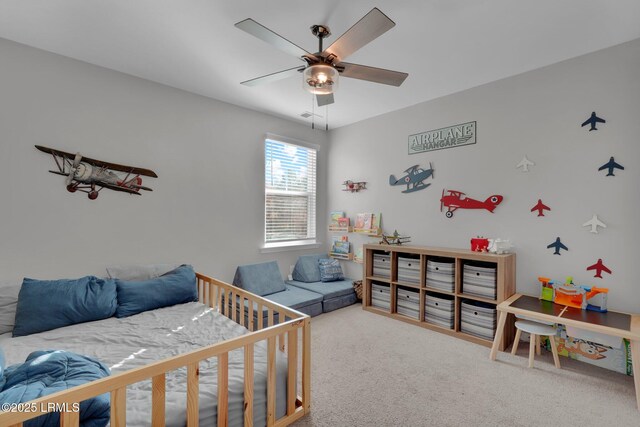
top-left (260, 241), bottom-right (322, 254)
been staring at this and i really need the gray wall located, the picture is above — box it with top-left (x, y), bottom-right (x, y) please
top-left (0, 38), bottom-right (328, 283)
top-left (328, 39), bottom-right (640, 313)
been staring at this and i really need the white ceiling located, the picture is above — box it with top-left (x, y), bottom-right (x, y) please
top-left (1, 1), bottom-right (639, 128)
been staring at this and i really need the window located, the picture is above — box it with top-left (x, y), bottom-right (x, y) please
top-left (264, 136), bottom-right (317, 247)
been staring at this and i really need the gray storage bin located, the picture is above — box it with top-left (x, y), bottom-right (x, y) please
top-left (424, 293), bottom-right (454, 329)
top-left (462, 263), bottom-right (497, 299)
top-left (397, 256), bottom-right (420, 284)
top-left (371, 283), bottom-right (391, 310)
top-left (426, 259), bottom-right (455, 292)
top-left (396, 287), bottom-right (420, 319)
top-left (460, 299), bottom-right (497, 340)
top-left (373, 254), bottom-right (391, 278)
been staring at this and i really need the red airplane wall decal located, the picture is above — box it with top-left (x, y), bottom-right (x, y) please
top-left (530, 199), bottom-right (550, 217)
top-left (587, 259), bottom-right (612, 279)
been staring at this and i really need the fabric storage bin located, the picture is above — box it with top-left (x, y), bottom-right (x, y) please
top-left (424, 292), bottom-right (455, 329)
top-left (371, 283), bottom-right (391, 310)
top-left (396, 286), bottom-right (420, 319)
top-left (460, 299), bottom-right (497, 340)
top-left (373, 253), bottom-right (391, 278)
top-left (426, 259), bottom-right (455, 292)
top-left (397, 256), bottom-right (421, 284)
top-left (462, 263), bottom-right (497, 299)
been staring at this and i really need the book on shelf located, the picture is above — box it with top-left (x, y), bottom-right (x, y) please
top-left (354, 247), bottom-right (364, 263)
top-left (337, 217), bottom-right (350, 228)
top-left (371, 213), bottom-right (381, 233)
top-left (355, 213), bottom-right (372, 230)
top-left (331, 240), bottom-right (351, 255)
top-left (330, 211), bottom-right (346, 227)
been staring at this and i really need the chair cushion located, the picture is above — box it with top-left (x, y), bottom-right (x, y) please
top-left (286, 279), bottom-right (355, 300)
top-left (115, 265), bottom-right (198, 318)
top-left (292, 254), bottom-right (329, 283)
top-left (0, 281), bottom-right (21, 335)
top-left (260, 285), bottom-right (323, 310)
top-left (13, 276), bottom-right (117, 337)
top-left (233, 261), bottom-right (286, 296)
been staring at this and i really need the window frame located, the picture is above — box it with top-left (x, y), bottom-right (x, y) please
top-left (261, 133), bottom-right (321, 252)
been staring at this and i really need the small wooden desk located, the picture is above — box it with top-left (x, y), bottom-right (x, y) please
top-left (489, 294), bottom-right (640, 410)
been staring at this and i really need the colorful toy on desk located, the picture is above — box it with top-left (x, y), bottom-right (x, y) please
top-left (539, 276), bottom-right (554, 301)
top-left (538, 276), bottom-right (609, 312)
top-left (553, 278), bottom-right (586, 309)
top-left (583, 286), bottom-right (609, 312)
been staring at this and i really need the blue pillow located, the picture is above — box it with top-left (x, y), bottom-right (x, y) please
top-left (13, 276), bottom-right (117, 337)
top-left (115, 265), bottom-right (198, 318)
top-left (232, 261), bottom-right (286, 296)
top-left (318, 259), bottom-right (344, 282)
top-left (292, 254), bottom-right (329, 283)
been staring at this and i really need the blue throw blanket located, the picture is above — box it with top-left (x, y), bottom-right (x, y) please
top-left (0, 350), bottom-right (110, 427)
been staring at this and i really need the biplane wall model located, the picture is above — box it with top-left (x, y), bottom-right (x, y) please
top-left (440, 189), bottom-right (503, 218)
top-left (35, 145), bottom-right (158, 200)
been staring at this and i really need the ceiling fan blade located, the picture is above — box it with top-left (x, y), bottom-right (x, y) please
top-left (316, 93), bottom-right (334, 107)
top-left (241, 66), bottom-right (304, 87)
top-left (323, 8), bottom-right (395, 62)
top-left (338, 62), bottom-right (408, 86)
top-left (235, 18), bottom-right (311, 59)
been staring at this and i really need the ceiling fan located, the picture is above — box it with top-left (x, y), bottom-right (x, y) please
top-left (235, 7), bottom-right (408, 107)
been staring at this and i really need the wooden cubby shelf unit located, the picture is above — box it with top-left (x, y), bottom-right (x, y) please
top-left (363, 244), bottom-right (516, 351)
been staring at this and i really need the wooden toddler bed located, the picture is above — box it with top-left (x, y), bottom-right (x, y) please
top-left (0, 273), bottom-right (311, 427)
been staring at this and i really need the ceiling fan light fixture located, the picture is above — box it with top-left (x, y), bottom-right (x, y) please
top-left (303, 64), bottom-right (339, 95)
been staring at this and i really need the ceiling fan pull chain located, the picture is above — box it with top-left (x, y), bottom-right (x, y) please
top-left (325, 105), bottom-right (329, 131)
top-left (311, 93), bottom-right (315, 130)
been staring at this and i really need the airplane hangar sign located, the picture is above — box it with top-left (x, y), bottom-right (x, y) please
top-left (408, 121), bottom-right (476, 155)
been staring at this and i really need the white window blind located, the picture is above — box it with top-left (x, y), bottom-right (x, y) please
top-left (265, 138), bottom-right (317, 244)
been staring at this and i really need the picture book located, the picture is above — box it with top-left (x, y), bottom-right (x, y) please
top-left (330, 211), bottom-right (345, 226)
top-left (337, 217), bottom-right (350, 228)
top-left (354, 247), bottom-right (364, 263)
top-left (355, 213), bottom-right (372, 230)
top-left (371, 213), bottom-right (381, 232)
top-left (331, 240), bottom-right (350, 254)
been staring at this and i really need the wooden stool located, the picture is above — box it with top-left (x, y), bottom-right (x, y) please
top-left (512, 320), bottom-right (561, 368)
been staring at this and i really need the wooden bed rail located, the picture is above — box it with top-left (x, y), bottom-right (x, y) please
top-left (0, 273), bottom-right (311, 427)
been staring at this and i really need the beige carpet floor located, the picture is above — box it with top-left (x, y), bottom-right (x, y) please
top-left (292, 304), bottom-right (637, 427)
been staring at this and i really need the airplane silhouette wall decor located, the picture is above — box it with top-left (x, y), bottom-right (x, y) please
top-left (516, 155), bottom-right (534, 172)
top-left (587, 258), bottom-right (612, 279)
top-left (547, 237), bottom-right (568, 255)
top-left (581, 111), bottom-right (605, 131)
top-left (531, 199), bottom-right (550, 217)
top-left (598, 156), bottom-right (624, 176)
top-left (583, 214), bottom-right (607, 233)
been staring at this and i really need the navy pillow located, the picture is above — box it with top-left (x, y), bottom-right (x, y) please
top-left (318, 259), bottom-right (344, 282)
top-left (115, 265), bottom-right (198, 318)
top-left (13, 276), bottom-right (117, 337)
